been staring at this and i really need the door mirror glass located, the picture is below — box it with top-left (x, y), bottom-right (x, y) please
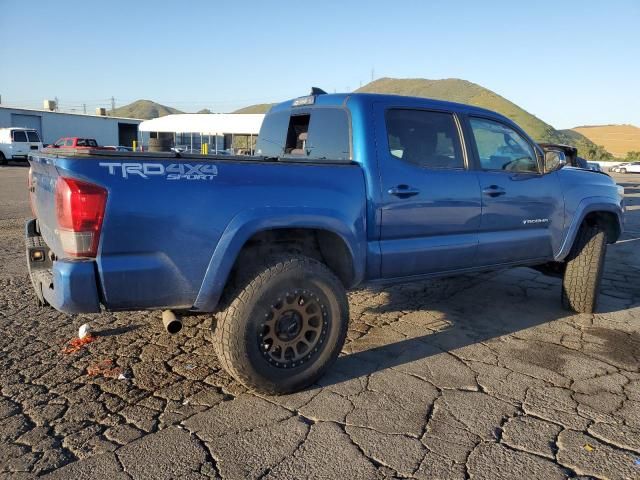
top-left (544, 150), bottom-right (566, 173)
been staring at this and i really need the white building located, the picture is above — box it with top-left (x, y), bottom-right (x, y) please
top-left (139, 113), bottom-right (265, 153)
top-left (0, 106), bottom-right (142, 146)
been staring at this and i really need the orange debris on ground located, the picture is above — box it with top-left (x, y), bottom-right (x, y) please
top-left (62, 335), bottom-right (96, 354)
top-left (86, 359), bottom-right (123, 378)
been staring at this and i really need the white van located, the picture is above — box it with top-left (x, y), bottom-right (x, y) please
top-left (0, 127), bottom-right (43, 164)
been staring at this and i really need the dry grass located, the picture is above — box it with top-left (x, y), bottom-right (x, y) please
top-left (572, 124), bottom-right (640, 157)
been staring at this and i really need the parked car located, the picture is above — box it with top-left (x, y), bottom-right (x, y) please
top-left (617, 161), bottom-right (640, 174)
top-left (26, 91), bottom-right (625, 394)
top-left (46, 137), bottom-right (115, 150)
top-left (0, 127), bottom-right (42, 164)
top-left (587, 161), bottom-right (603, 172)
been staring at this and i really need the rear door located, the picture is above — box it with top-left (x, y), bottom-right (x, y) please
top-left (375, 105), bottom-right (482, 278)
top-left (11, 130), bottom-right (30, 156)
top-left (466, 116), bottom-right (563, 265)
top-left (26, 130), bottom-right (42, 152)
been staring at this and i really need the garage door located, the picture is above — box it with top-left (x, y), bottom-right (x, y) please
top-left (12, 114), bottom-right (43, 138)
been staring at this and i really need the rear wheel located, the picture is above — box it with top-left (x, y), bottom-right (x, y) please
top-left (561, 224), bottom-right (606, 313)
top-left (620, 168), bottom-right (627, 174)
top-left (0, 152), bottom-right (7, 165)
top-left (213, 255), bottom-right (349, 394)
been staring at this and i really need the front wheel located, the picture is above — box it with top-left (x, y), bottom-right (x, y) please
top-left (561, 224), bottom-right (606, 313)
top-left (0, 152), bottom-right (7, 165)
top-left (620, 168), bottom-right (627, 174)
top-left (213, 255), bottom-right (349, 394)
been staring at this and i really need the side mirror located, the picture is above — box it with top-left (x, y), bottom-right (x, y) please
top-left (544, 150), bottom-right (566, 173)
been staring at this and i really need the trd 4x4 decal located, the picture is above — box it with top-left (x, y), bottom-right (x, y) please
top-left (99, 162), bottom-right (218, 180)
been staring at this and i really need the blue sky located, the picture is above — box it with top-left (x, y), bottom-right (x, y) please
top-left (1, 0), bottom-right (638, 128)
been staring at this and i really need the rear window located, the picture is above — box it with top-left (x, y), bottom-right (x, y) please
top-left (385, 109), bottom-right (464, 169)
top-left (256, 108), bottom-right (350, 161)
top-left (256, 110), bottom-right (290, 157)
top-left (12, 131), bottom-right (27, 142)
top-left (26, 131), bottom-right (41, 142)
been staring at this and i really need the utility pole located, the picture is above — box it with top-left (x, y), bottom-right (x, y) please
top-left (83, 104), bottom-right (87, 114)
top-left (111, 96), bottom-right (115, 113)
top-left (54, 96), bottom-right (59, 112)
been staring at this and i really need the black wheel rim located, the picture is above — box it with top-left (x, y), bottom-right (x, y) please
top-left (258, 288), bottom-right (329, 369)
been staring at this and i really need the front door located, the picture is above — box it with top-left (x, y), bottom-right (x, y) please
top-left (466, 116), bottom-right (563, 266)
top-left (376, 106), bottom-right (482, 278)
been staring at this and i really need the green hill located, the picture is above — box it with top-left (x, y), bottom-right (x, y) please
top-left (111, 100), bottom-right (183, 120)
top-left (235, 78), bottom-right (612, 160)
top-left (233, 103), bottom-right (274, 114)
top-left (356, 78), bottom-right (611, 160)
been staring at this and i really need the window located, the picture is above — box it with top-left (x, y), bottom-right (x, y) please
top-left (65, 139), bottom-right (73, 146)
top-left (385, 109), bottom-right (464, 169)
top-left (256, 110), bottom-right (289, 157)
top-left (306, 109), bottom-right (350, 161)
top-left (469, 117), bottom-right (539, 173)
top-left (12, 131), bottom-right (27, 142)
top-left (284, 114), bottom-right (310, 154)
top-left (256, 108), bottom-right (351, 161)
top-left (26, 131), bottom-right (41, 142)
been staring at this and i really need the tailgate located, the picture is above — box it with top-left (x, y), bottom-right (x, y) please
top-left (29, 155), bottom-right (66, 256)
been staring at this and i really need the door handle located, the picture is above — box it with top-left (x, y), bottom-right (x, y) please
top-left (482, 185), bottom-right (506, 197)
top-left (388, 184), bottom-right (420, 198)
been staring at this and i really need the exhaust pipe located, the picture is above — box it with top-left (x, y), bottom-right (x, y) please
top-left (162, 310), bottom-right (182, 334)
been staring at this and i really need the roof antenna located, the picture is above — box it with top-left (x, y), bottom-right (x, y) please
top-left (310, 87), bottom-right (327, 95)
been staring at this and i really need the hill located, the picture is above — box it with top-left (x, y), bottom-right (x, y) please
top-left (234, 78), bottom-right (612, 160)
top-left (111, 100), bottom-right (183, 120)
top-left (571, 124), bottom-right (640, 158)
top-left (356, 78), bottom-right (611, 160)
top-left (233, 103), bottom-right (274, 114)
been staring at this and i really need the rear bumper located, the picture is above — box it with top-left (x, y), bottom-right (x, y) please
top-left (25, 219), bottom-right (101, 314)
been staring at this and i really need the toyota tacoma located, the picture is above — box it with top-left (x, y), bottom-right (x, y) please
top-left (26, 91), bottom-right (625, 393)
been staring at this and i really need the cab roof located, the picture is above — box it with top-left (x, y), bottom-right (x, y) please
top-left (270, 92), bottom-right (513, 124)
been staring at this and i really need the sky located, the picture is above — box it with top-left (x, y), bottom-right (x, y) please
top-left (1, 0), bottom-right (638, 129)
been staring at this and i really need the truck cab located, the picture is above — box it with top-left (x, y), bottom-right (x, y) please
top-left (47, 137), bottom-right (111, 149)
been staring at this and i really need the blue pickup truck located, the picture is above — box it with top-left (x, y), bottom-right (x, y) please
top-left (26, 91), bottom-right (624, 393)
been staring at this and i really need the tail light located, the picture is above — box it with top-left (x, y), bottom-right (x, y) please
top-left (55, 177), bottom-right (107, 257)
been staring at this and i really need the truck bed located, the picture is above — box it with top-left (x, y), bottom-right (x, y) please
top-left (28, 150), bottom-right (366, 312)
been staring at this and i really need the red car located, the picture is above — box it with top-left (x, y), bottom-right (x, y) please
top-left (47, 137), bottom-right (115, 150)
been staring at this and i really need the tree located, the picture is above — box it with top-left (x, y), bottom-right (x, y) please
top-left (625, 151), bottom-right (640, 161)
top-left (584, 144), bottom-right (613, 162)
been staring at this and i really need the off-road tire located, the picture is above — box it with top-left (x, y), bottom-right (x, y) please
top-left (0, 152), bottom-right (7, 165)
top-left (212, 255), bottom-right (349, 394)
top-left (561, 224), bottom-right (606, 313)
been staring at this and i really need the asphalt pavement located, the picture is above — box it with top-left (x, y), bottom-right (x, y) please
top-left (1, 162), bottom-right (639, 479)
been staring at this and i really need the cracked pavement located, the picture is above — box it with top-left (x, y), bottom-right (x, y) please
top-left (1, 164), bottom-right (639, 479)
